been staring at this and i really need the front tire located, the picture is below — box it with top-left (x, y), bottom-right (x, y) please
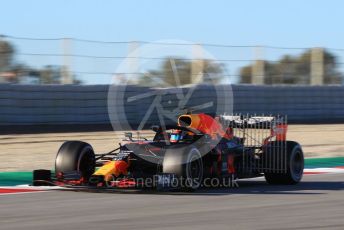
top-left (55, 141), bottom-right (95, 181)
top-left (265, 141), bottom-right (304, 185)
top-left (163, 146), bottom-right (203, 191)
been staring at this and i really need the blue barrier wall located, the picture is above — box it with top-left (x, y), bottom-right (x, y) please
top-left (0, 84), bottom-right (343, 126)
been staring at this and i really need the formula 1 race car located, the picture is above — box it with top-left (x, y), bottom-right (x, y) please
top-left (32, 113), bottom-right (304, 191)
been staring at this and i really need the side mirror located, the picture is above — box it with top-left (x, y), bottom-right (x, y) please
top-left (124, 132), bottom-right (133, 140)
top-left (151, 125), bottom-right (160, 132)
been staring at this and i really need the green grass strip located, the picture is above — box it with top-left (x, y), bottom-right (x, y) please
top-left (305, 157), bottom-right (344, 169)
top-left (0, 172), bottom-right (32, 186)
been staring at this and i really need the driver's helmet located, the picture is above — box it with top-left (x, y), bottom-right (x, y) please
top-left (170, 130), bottom-right (182, 143)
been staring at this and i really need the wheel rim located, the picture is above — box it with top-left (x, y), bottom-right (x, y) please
top-left (190, 155), bottom-right (201, 179)
top-left (78, 147), bottom-right (95, 179)
top-left (186, 149), bottom-right (203, 188)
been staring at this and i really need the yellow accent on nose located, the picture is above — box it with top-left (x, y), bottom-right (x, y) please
top-left (92, 160), bottom-right (128, 181)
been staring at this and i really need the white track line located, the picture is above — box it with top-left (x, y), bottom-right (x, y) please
top-left (304, 167), bottom-right (344, 174)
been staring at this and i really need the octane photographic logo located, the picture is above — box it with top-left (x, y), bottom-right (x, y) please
top-left (107, 39), bottom-right (233, 163)
top-left (103, 174), bottom-right (239, 189)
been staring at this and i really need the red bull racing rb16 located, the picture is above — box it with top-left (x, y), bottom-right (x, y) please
top-left (33, 113), bottom-right (304, 191)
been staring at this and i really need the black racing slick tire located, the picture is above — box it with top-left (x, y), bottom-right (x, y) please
top-left (264, 141), bottom-right (304, 185)
top-left (55, 141), bottom-right (95, 181)
top-left (163, 146), bottom-right (203, 191)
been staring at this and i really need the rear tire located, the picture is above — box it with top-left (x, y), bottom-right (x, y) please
top-left (163, 146), bottom-right (203, 191)
top-left (265, 141), bottom-right (304, 185)
top-left (55, 141), bottom-right (95, 181)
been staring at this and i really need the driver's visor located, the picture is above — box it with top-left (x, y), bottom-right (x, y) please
top-left (170, 134), bottom-right (180, 142)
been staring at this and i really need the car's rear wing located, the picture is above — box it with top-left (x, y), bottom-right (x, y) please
top-left (218, 114), bottom-right (288, 143)
top-left (219, 115), bottom-right (284, 129)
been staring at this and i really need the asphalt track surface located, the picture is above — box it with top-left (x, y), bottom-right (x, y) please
top-left (1, 173), bottom-right (343, 230)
